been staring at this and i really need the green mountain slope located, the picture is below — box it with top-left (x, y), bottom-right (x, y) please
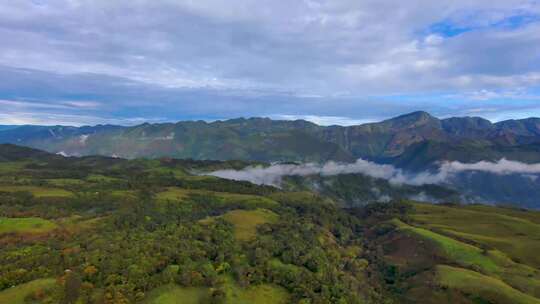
top-left (360, 202), bottom-right (540, 304)
top-left (1, 145), bottom-right (539, 303)
top-left (1, 112), bottom-right (539, 166)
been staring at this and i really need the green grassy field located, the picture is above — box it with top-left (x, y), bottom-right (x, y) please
top-left (411, 203), bottom-right (540, 268)
top-left (46, 178), bottom-right (86, 187)
top-left (0, 185), bottom-right (72, 197)
top-left (155, 187), bottom-right (191, 202)
top-left (393, 218), bottom-right (499, 273)
top-left (56, 215), bottom-right (105, 233)
top-left (0, 278), bottom-right (55, 304)
top-left (86, 174), bottom-right (122, 183)
top-left (202, 208), bottom-right (279, 241)
top-left (144, 278), bottom-right (289, 304)
top-left (156, 187), bottom-right (279, 207)
top-left (436, 265), bottom-right (540, 304)
top-left (0, 161), bottom-right (29, 173)
top-left (221, 209), bottom-right (279, 241)
top-left (144, 167), bottom-right (189, 179)
top-left (221, 276), bottom-right (289, 304)
top-left (387, 203), bottom-right (540, 302)
top-left (0, 217), bottom-right (58, 234)
top-left (144, 285), bottom-right (210, 304)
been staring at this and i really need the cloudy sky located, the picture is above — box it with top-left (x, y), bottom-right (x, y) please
top-left (1, 0), bottom-right (540, 126)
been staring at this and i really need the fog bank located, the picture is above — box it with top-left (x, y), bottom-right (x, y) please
top-left (206, 158), bottom-right (540, 187)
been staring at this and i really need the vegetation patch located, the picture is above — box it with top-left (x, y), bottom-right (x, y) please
top-left (221, 276), bottom-right (289, 304)
top-left (0, 217), bottom-right (58, 234)
top-left (46, 178), bottom-right (86, 187)
top-left (144, 279), bottom-right (289, 304)
top-left (0, 185), bottom-right (72, 197)
top-left (0, 278), bottom-right (55, 304)
top-left (0, 161), bottom-right (29, 173)
top-left (157, 187), bottom-right (279, 208)
top-left (202, 209), bottom-right (279, 241)
top-left (144, 284), bottom-right (210, 304)
top-left (436, 265), bottom-right (540, 304)
top-left (86, 174), bottom-right (121, 183)
top-left (412, 203), bottom-right (540, 268)
top-left (156, 187), bottom-right (191, 202)
top-left (393, 219), bottom-right (499, 273)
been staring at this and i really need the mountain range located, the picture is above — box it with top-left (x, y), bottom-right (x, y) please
top-left (1, 111), bottom-right (540, 170)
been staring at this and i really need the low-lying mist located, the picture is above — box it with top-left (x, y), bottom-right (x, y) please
top-left (206, 158), bottom-right (540, 187)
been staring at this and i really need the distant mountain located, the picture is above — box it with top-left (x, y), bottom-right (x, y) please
top-left (0, 125), bottom-right (20, 131)
top-left (1, 112), bottom-right (540, 168)
top-left (0, 143), bottom-right (63, 162)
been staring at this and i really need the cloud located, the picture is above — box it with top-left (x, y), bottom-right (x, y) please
top-left (408, 192), bottom-right (441, 203)
top-left (0, 1), bottom-right (540, 124)
top-left (0, 111), bottom-right (165, 126)
top-left (206, 158), bottom-right (540, 187)
top-left (440, 158), bottom-right (540, 175)
top-left (272, 114), bottom-right (375, 126)
top-left (206, 159), bottom-right (444, 187)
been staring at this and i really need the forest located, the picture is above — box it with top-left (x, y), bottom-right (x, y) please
top-left (1, 144), bottom-right (540, 304)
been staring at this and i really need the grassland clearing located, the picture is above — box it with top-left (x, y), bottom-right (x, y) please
top-left (201, 208), bottom-right (279, 241)
top-left (0, 185), bottom-right (72, 197)
top-left (392, 218), bottom-right (499, 273)
top-left (144, 277), bottom-right (289, 304)
top-left (0, 217), bottom-right (57, 234)
top-left (221, 276), bottom-right (289, 304)
top-left (436, 265), bottom-right (540, 304)
top-left (411, 203), bottom-right (540, 268)
top-left (395, 203), bottom-right (540, 298)
top-left (0, 278), bottom-right (55, 304)
top-left (156, 187), bottom-right (279, 207)
top-left (144, 284), bottom-right (210, 304)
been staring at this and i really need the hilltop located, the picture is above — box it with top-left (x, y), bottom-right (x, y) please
top-left (0, 112), bottom-right (539, 168)
top-left (0, 145), bottom-right (540, 303)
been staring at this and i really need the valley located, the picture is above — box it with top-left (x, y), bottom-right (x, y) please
top-left (2, 112), bottom-right (539, 209)
top-left (0, 144), bottom-right (539, 303)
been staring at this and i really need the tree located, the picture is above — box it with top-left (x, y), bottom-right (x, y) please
top-left (63, 271), bottom-right (82, 304)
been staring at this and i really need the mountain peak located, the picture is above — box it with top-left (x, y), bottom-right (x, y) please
top-left (384, 111), bottom-right (438, 128)
top-left (396, 111), bottom-right (434, 120)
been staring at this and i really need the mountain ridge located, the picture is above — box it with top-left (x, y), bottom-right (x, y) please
top-left (1, 111), bottom-right (539, 167)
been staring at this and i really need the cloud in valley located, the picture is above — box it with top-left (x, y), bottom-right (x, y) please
top-left (206, 158), bottom-right (540, 187)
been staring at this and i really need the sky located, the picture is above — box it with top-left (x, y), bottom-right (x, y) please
top-left (0, 0), bottom-right (540, 126)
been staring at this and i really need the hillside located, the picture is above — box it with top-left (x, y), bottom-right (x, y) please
top-left (360, 202), bottom-right (540, 304)
top-left (1, 112), bottom-right (540, 167)
top-left (0, 145), bottom-right (539, 303)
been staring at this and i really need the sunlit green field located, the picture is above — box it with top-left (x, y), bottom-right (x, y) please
top-left (0, 278), bottom-right (55, 304)
top-left (201, 208), bottom-right (279, 241)
top-left (156, 187), bottom-right (278, 207)
top-left (0, 217), bottom-right (57, 234)
top-left (144, 277), bottom-right (289, 304)
top-left (411, 203), bottom-right (540, 268)
top-left (144, 285), bottom-right (210, 304)
top-left (221, 209), bottom-right (279, 241)
top-left (391, 203), bottom-right (540, 302)
top-left (0, 185), bottom-right (72, 197)
top-left (393, 218), bottom-right (500, 273)
top-left (436, 265), bottom-right (540, 304)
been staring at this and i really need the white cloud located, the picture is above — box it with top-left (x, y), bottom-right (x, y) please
top-left (440, 159), bottom-right (540, 175)
top-left (206, 158), bottom-right (540, 187)
top-left (0, 1), bottom-right (539, 124)
top-left (273, 114), bottom-right (375, 126)
top-left (0, 111), bottom-right (165, 126)
top-left (0, 1), bottom-right (538, 96)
